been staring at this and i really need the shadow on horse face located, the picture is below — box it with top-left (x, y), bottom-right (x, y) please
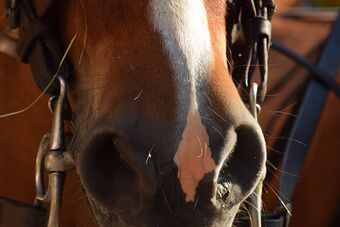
top-left (45, 0), bottom-right (266, 226)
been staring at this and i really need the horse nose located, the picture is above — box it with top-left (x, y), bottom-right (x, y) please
top-left (173, 115), bottom-right (266, 210)
top-left (214, 123), bottom-right (266, 206)
top-left (185, 124), bottom-right (266, 212)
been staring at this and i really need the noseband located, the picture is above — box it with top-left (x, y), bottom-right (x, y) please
top-left (3, 0), bottom-right (275, 227)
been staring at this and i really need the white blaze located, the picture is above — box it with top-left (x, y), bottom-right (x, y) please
top-left (174, 104), bottom-right (217, 202)
top-left (150, 0), bottom-right (216, 202)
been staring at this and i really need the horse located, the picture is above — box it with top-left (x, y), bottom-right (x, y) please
top-left (0, 0), bottom-right (271, 226)
top-left (1, 1), bottom-right (340, 227)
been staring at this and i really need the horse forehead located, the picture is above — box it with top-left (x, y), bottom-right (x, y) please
top-left (149, 0), bottom-right (214, 72)
top-left (149, 0), bottom-right (214, 108)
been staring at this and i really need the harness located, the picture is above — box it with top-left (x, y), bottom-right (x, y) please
top-left (1, 0), bottom-right (339, 227)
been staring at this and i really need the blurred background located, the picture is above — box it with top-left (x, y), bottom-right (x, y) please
top-left (260, 1), bottom-right (340, 227)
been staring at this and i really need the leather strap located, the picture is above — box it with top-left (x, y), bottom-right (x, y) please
top-left (272, 41), bottom-right (340, 97)
top-left (7, 0), bottom-right (70, 95)
top-left (0, 197), bottom-right (47, 227)
top-left (279, 12), bottom-right (340, 209)
top-left (227, 0), bottom-right (276, 103)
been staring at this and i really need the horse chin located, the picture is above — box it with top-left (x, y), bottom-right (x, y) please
top-left (84, 190), bottom-right (240, 227)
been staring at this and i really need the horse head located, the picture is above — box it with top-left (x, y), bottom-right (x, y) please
top-left (2, 0), bottom-right (267, 226)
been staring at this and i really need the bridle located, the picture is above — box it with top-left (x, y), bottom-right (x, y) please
top-left (227, 0), bottom-right (275, 104)
top-left (2, 0), bottom-right (276, 227)
top-left (226, 1), bottom-right (276, 226)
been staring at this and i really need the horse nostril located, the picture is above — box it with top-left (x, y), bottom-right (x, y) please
top-left (79, 132), bottom-right (140, 209)
top-left (216, 124), bottom-right (266, 205)
top-left (216, 182), bottom-right (230, 202)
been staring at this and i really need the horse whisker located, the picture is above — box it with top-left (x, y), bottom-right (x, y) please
top-left (267, 110), bottom-right (297, 117)
top-left (145, 143), bottom-right (155, 165)
top-left (266, 145), bottom-right (283, 154)
top-left (202, 91), bottom-right (213, 107)
top-left (196, 135), bottom-right (204, 158)
top-left (264, 182), bottom-right (292, 216)
top-left (212, 126), bottom-right (226, 142)
top-left (0, 34), bottom-right (77, 119)
top-left (243, 199), bottom-right (262, 222)
top-left (263, 134), bottom-right (307, 146)
top-left (265, 93), bottom-right (283, 97)
top-left (133, 89), bottom-right (144, 101)
top-left (78, 0), bottom-right (88, 65)
top-left (239, 203), bottom-right (253, 226)
top-left (278, 101), bottom-right (298, 112)
top-left (266, 161), bottom-right (300, 178)
top-left (193, 195), bottom-right (199, 211)
top-left (208, 107), bottom-right (232, 125)
top-left (161, 189), bottom-right (174, 215)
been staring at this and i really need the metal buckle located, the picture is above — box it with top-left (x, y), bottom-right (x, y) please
top-left (34, 77), bottom-right (75, 227)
